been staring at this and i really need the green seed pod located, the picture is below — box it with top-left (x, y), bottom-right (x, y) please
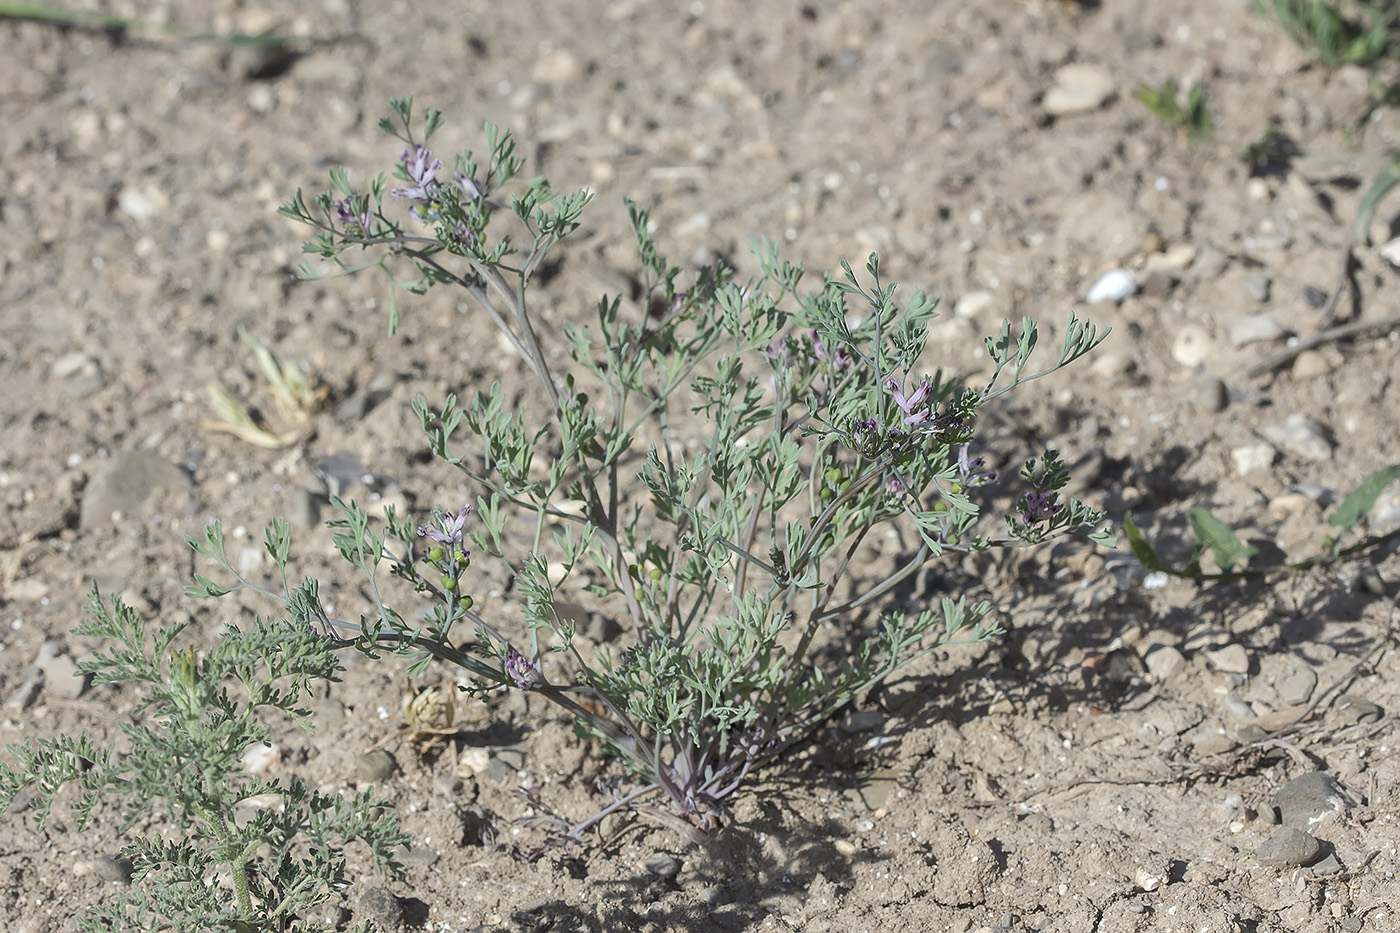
top-left (427, 547), bottom-right (445, 564)
top-left (460, 595), bottom-right (474, 610)
top-left (934, 501), bottom-right (949, 513)
top-left (824, 468), bottom-right (841, 483)
top-left (633, 587), bottom-right (645, 602)
top-left (441, 575), bottom-right (457, 591)
top-left (820, 488), bottom-right (834, 503)
top-left (647, 567), bottom-right (663, 583)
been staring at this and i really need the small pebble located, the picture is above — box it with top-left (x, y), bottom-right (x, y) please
top-left (1276, 668), bottom-right (1317, 706)
top-left (1380, 236), bottom-right (1400, 268)
top-left (458, 748), bottom-right (490, 777)
top-left (645, 853), bottom-right (681, 879)
top-left (72, 855), bottom-right (133, 883)
top-left (353, 749), bottom-right (397, 783)
top-left (1086, 268), bottom-right (1138, 303)
top-left (1308, 852), bottom-right (1344, 877)
top-left (39, 652), bottom-right (86, 700)
top-left (1333, 694), bottom-right (1383, 726)
top-left (1172, 324), bottom-right (1212, 368)
top-left (531, 48), bottom-right (581, 85)
top-left (954, 290), bottom-right (996, 318)
top-left (1291, 350), bottom-right (1333, 379)
top-left (1275, 772), bottom-right (1354, 829)
top-left (1206, 644), bottom-right (1250, 674)
top-left (240, 742), bottom-right (279, 774)
top-left (1228, 314), bottom-right (1287, 348)
top-left (1043, 63), bottom-right (1116, 116)
top-left (1243, 273), bottom-right (1272, 303)
top-left (356, 886), bottom-right (403, 929)
top-left (1144, 646), bottom-right (1185, 681)
top-left (1222, 693), bottom-right (1256, 722)
top-left (1139, 269), bottom-right (1176, 297)
top-left (1260, 413), bottom-right (1333, 462)
top-left (840, 710), bottom-right (885, 734)
top-left (834, 839), bottom-right (857, 857)
top-left (1196, 377), bottom-right (1228, 413)
top-left (1257, 826), bottom-right (1322, 868)
top-left (1267, 493), bottom-right (1318, 518)
top-left (1143, 243), bottom-right (1197, 273)
top-left (1231, 444), bottom-right (1275, 475)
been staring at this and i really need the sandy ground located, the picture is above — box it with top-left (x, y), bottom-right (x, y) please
top-left (3, 1), bottom-right (1400, 931)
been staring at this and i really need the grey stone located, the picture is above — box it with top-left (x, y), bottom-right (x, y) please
top-left (840, 710), bottom-right (885, 734)
top-left (1308, 852), bottom-right (1343, 877)
top-left (1276, 668), bottom-right (1317, 706)
top-left (1274, 772), bottom-right (1355, 830)
top-left (1144, 646), bottom-right (1186, 681)
top-left (1192, 730), bottom-right (1236, 757)
top-left (1257, 826), bottom-right (1321, 868)
top-left (1205, 644), bottom-right (1250, 674)
top-left (1243, 273), bottom-right (1272, 303)
top-left (352, 749), bottom-right (397, 783)
top-left (1043, 64), bottom-right (1116, 116)
top-left (1334, 694), bottom-right (1383, 725)
top-left (355, 885), bottom-right (403, 929)
top-left (80, 451), bottom-right (192, 528)
top-left (1196, 378), bottom-right (1228, 413)
top-left (1222, 694), bottom-right (1256, 723)
top-left (72, 855), bottom-right (133, 883)
top-left (645, 853), bottom-right (681, 879)
top-left (1228, 314), bottom-right (1287, 348)
top-left (39, 649), bottom-right (86, 700)
top-left (1260, 414), bottom-right (1333, 462)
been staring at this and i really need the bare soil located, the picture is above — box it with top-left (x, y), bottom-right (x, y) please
top-left (3, 2), bottom-right (1400, 932)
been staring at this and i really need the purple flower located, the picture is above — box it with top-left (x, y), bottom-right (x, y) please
top-left (812, 331), bottom-right (851, 373)
top-left (885, 474), bottom-right (908, 495)
top-left (955, 444), bottom-right (997, 487)
top-left (454, 170), bottom-right (482, 199)
top-left (1020, 490), bottom-right (1060, 527)
top-left (334, 196), bottom-right (372, 235)
top-left (766, 336), bottom-right (792, 368)
top-left (887, 377), bottom-right (933, 427)
top-left (446, 222), bottom-right (476, 248)
top-left (850, 416), bottom-right (882, 456)
top-left (505, 646), bottom-right (543, 691)
top-left (417, 504), bottom-right (472, 545)
top-left (391, 146), bottom-right (442, 200)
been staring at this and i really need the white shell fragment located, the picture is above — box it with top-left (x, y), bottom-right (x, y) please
top-left (1086, 268), bottom-right (1138, 304)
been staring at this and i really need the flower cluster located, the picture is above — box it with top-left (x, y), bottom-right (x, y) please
top-left (1019, 490), bottom-right (1061, 527)
top-left (391, 146), bottom-right (442, 201)
top-left (505, 646), bottom-right (544, 691)
top-left (334, 196), bottom-right (372, 237)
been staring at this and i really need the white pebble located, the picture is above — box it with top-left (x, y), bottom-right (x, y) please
top-left (241, 742), bottom-right (280, 774)
top-left (1086, 269), bottom-right (1138, 304)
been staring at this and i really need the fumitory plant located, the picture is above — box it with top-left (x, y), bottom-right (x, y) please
top-left (0, 582), bottom-right (408, 932)
top-left (202, 97), bottom-right (1112, 853)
